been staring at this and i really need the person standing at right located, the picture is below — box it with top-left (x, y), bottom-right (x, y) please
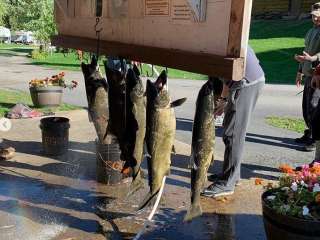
top-left (295, 2), bottom-right (320, 151)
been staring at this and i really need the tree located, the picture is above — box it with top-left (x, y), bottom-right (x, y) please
top-left (0, 1), bottom-right (8, 26)
top-left (4, 0), bottom-right (56, 45)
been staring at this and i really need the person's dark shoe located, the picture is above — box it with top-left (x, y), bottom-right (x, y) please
top-left (207, 174), bottom-right (241, 186)
top-left (201, 184), bottom-right (234, 198)
top-left (304, 141), bottom-right (316, 152)
top-left (295, 134), bottom-right (311, 144)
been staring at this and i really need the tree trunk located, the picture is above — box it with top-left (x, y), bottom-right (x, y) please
top-left (289, 0), bottom-right (303, 17)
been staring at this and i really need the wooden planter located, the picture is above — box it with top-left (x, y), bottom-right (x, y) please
top-left (262, 191), bottom-right (320, 240)
top-left (29, 86), bottom-right (63, 107)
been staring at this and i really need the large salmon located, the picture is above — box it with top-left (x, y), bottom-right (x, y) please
top-left (104, 61), bottom-right (127, 148)
top-left (184, 79), bottom-right (215, 222)
top-left (139, 70), bottom-right (186, 209)
top-left (81, 56), bottom-right (109, 144)
top-left (124, 65), bottom-right (147, 196)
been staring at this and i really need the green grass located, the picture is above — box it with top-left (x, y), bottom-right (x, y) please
top-left (266, 116), bottom-right (306, 133)
top-left (249, 19), bottom-right (312, 84)
top-left (0, 89), bottom-right (81, 117)
top-left (0, 43), bottom-right (35, 56)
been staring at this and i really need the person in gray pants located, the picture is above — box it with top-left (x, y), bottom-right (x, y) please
top-left (202, 46), bottom-right (265, 197)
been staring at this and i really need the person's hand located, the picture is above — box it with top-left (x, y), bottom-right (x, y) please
top-left (312, 75), bottom-right (320, 89)
top-left (295, 52), bottom-right (318, 63)
top-left (214, 98), bottom-right (227, 117)
top-left (296, 72), bottom-right (303, 87)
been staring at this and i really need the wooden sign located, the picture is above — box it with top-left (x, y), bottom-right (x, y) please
top-left (52, 0), bottom-right (253, 80)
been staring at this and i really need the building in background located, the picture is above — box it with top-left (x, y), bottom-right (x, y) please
top-left (253, 0), bottom-right (318, 18)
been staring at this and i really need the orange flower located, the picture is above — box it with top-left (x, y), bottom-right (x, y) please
top-left (255, 178), bottom-right (263, 185)
top-left (310, 165), bottom-right (320, 175)
top-left (279, 164), bottom-right (294, 174)
top-left (316, 193), bottom-right (320, 203)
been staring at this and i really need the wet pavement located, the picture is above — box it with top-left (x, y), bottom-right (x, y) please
top-left (0, 110), bottom-right (271, 240)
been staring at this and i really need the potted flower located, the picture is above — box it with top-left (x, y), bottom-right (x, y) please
top-left (262, 163), bottom-right (320, 240)
top-left (29, 72), bottom-right (78, 107)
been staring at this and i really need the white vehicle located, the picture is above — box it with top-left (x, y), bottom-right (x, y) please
top-left (0, 26), bottom-right (11, 43)
top-left (12, 31), bottom-right (34, 44)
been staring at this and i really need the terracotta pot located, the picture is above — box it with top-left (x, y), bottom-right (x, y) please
top-left (262, 191), bottom-right (320, 240)
top-left (29, 86), bottom-right (63, 107)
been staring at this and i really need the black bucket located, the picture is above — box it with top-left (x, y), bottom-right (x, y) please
top-left (40, 117), bottom-right (70, 155)
top-left (96, 137), bottom-right (124, 185)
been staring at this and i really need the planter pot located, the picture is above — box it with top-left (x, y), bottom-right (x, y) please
top-left (29, 86), bottom-right (63, 107)
top-left (262, 191), bottom-right (320, 240)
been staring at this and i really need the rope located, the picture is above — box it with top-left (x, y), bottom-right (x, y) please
top-left (132, 176), bottom-right (167, 240)
top-left (97, 151), bottom-right (123, 172)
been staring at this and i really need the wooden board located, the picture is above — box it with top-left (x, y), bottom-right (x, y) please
top-left (53, 0), bottom-right (253, 80)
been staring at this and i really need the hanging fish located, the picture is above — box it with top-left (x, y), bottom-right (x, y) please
top-left (123, 65), bottom-right (147, 196)
top-left (104, 60), bottom-right (127, 147)
top-left (81, 56), bottom-right (109, 144)
top-left (184, 79), bottom-right (215, 222)
top-left (139, 70), bottom-right (186, 209)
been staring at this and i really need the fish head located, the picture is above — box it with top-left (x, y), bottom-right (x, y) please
top-left (81, 56), bottom-right (105, 83)
top-left (127, 67), bottom-right (144, 99)
top-left (105, 66), bottom-right (126, 95)
top-left (146, 70), bottom-right (171, 108)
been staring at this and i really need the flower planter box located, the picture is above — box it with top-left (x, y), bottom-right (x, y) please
top-left (262, 191), bottom-right (320, 240)
top-left (29, 86), bottom-right (63, 108)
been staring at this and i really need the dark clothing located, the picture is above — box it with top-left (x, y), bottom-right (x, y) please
top-left (312, 99), bottom-right (320, 141)
top-left (299, 26), bottom-right (320, 77)
top-left (303, 76), bottom-right (316, 133)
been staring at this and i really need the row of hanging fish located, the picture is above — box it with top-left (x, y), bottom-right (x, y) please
top-left (81, 56), bottom-right (187, 210)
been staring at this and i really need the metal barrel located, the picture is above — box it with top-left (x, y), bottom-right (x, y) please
top-left (40, 117), bottom-right (70, 155)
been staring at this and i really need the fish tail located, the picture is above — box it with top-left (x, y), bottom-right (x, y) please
top-left (138, 190), bottom-right (160, 210)
top-left (126, 175), bottom-right (145, 198)
top-left (184, 204), bottom-right (202, 222)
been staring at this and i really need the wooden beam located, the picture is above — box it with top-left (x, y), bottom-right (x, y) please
top-left (51, 35), bottom-right (244, 80)
top-left (227, 0), bottom-right (246, 58)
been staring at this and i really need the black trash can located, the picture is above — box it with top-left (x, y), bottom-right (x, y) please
top-left (96, 136), bottom-right (124, 185)
top-left (40, 117), bottom-right (70, 155)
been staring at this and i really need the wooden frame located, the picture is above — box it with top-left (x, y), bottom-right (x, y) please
top-left (52, 0), bottom-right (252, 80)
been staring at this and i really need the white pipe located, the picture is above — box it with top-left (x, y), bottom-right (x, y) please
top-left (132, 176), bottom-right (167, 240)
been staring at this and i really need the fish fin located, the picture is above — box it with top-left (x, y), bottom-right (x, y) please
top-left (133, 64), bottom-right (141, 77)
top-left (138, 190), bottom-right (160, 210)
top-left (171, 145), bottom-right (176, 155)
top-left (184, 204), bottom-right (202, 222)
top-left (126, 177), bottom-right (145, 198)
top-left (171, 98), bottom-right (187, 108)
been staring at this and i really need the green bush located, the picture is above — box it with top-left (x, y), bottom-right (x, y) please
top-left (31, 49), bottom-right (48, 60)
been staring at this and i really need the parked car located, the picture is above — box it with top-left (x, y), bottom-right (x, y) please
top-left (12, 31), bottom-right (34, 44)
top-left (0, 26), bottom-right (11, 43)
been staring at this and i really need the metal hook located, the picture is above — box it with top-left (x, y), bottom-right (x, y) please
top-left (95, 17), bottom-right (103, 35)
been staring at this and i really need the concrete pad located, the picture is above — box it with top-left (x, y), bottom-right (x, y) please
top-left (0, 110), bottom-right (271, 239)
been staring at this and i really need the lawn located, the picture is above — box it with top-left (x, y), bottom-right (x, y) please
top-left (249, 19), bottom-right (312, 84)
top-left (0, 19), bottom-right (313, 83)
top-left (0, 43), bottom-right (34, 56)
top-left (266, 116), bottom-right (306, 133)
top-left (0, 89), bottom-right (81, 117)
